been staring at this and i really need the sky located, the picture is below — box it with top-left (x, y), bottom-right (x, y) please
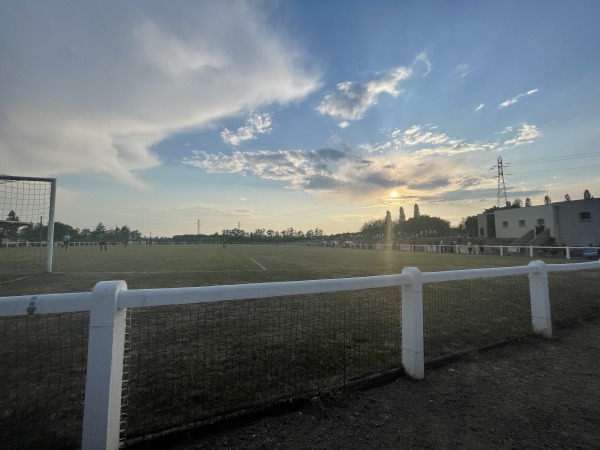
top-left (2, 0), bottom-right (600, 237)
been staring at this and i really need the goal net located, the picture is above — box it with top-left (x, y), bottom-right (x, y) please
top-left (0, 175), bottom-right (56, 274)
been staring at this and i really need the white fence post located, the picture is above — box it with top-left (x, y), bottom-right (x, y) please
top-left (401, 267), bottom-right (425, 380)
top-left (527, 261), bottom-right (552, 338)
top-left (82, 281), bottom-right (128, 450)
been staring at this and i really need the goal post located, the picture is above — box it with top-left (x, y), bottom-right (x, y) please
top-left (0, 175), bottom-right (56, 273)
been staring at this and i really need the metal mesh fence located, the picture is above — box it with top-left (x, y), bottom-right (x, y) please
top-left (549, 268), bottom-right (600, 324)
top-left (423, 276), bottom-right (531, 362)
top-left (2, 266), bottom-right (599, 447)
top-left (121, 287), bottom-right (401, 444)
top-left (0, 312), bottom-right (89, 450)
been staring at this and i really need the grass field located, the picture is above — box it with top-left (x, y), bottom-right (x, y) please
top-left (1, 244), bottom-right (599, 448)
top-left (0, 243), bottom-right (560, 296)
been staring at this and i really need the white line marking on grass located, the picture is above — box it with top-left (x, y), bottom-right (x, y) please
top-left (250, 258), bottom-right (267, 271)
top-left (0, 276), bottom-right (32, 285)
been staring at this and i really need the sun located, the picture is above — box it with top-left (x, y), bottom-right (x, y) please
top-left (389, 190), bottom-right (400, 198)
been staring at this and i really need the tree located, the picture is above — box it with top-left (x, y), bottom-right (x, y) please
top-left (512, 198), bottom-right (523, 208)
top-left (459, 216), bottom-right (479, 237)
top-left (584, 189), bottom-right (592, 199)
top-left (413, 204), bottom-right (420, 219)
top-left (130, 229), bottom-right (142, 241)
top-left (360, 218), bottom-right (385, 239)
top-left (399, 207), bottom-right (406, 223)
top-left (565, 194), bottom-right (571, 201)
top-left (120, 225), bottom-right (131, 239)
top-left (93, 222), bottom-right (106, 238)
top-left (2, 210), bottom-right (23, 239)
top-left (51, 222), bottom-right (79, 242)
top-left (544, 195), bottom-right (552, 205)
top-left (7, 210), bottom-right (19, 222)
top-left (525, 197), bottom-right (532, 207)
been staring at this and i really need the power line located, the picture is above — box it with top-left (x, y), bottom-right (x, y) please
top-left (508, 151), bottom-right (600, 167)
top-left (507, 163), bottom-right (600, 176)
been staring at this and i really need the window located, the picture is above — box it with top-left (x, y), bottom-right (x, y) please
top-left (537, 218), bottom-right (545, 225)
top-left (502, 221), bottom-right (509, 228)
top-left (579, 212), bottom-right (591, 221)
top-left (518, 220), bottom-right (526, 227)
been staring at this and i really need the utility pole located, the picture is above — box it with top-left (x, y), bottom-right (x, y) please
top-left (490, 156), bottom-right (508, 207)
top-left (196, 219), bottom-right (201, 245)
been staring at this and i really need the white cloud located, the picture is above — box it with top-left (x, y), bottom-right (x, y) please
top-left (316, 60), bottom-right (417, 122)
top-left (402, 125), bottom-right (455, 147)
top-left (414, 52), bottom-right (433, 76)
top-left (0, 1), bottom-right (320, 184)
top-left (475, 103), bottom-right (485, 111)
top-left (502, 123), bottom-right (542, 146)
top-left (184, 122), bottom-right (536, 201)
top-left (184, 146), bottom-right (349, 191)
top-left (499, 88), bottom-right (539, 109)
top-left (221, 112), bottom-right (272, 147)
top-left (456, 64), bottom-right (470, 78)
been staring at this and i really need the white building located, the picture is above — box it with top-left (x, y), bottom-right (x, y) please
top-left (477, 198), bottom-right (600, 246)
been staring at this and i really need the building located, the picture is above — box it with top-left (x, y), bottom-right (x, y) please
top-left (477, 198), bottom-right (600, 246)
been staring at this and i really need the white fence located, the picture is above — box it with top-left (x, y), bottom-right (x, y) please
top-left (1, 259), bottom-right (599, 449)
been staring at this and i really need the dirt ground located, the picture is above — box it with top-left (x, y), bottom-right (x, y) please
top-left (159, 318), bottom-right (600, 450)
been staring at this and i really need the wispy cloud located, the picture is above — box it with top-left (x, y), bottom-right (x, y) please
top-left (0, 1), bottom-right (320, 185)
top-left (499, 88), bottom-right (539, 109)
top-left (316, 52), bottom-right (431, 126)
top-left (184, 122), bottom-right (540, 202)
top-left (502, 123), bottom-right (542, 146)
top-left (221, 112), bottom-right (272, 147)
top-left (414, 51), bottom-right (433, 76)
top-left (456, 64), bottom-right (470, 78)
top-left (184, 147), bottom-right (349, 191)
top-left (475, 103), bottom-right (485, 111)
top-left (316, 66), bottom-right (412, 124)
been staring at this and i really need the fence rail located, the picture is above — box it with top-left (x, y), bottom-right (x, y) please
top-left (1, 260), bottom-right (599, 449)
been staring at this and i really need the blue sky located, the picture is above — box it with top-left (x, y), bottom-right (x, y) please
top-left (2, 1), bottom-right (600, 237)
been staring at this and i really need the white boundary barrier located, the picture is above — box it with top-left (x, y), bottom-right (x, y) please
top-left (1, 259), bottom-right (600, 449)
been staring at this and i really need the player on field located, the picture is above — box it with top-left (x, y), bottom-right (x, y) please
top-left (62, 232), bottom-right (71, 250)
top-left (99, 232), bottom-right (108, 251)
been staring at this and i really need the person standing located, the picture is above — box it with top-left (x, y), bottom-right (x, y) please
top-left (62, 232), bottom-right (71, 250)
top-left (467, 240), bottom-right (473, 254)
top-left (99, 232), bottom-right (108, 251)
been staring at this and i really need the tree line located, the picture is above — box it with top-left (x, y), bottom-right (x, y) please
top-left (360, 205), bottom-right (451, 242)
top-left (0, 214), bottom-right (143, 243)
top-left (1, 189), bottom-right (595, 244)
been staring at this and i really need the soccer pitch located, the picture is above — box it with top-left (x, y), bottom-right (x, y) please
top-left (1, 243), bottom-right (540, 296)
top-left (1, 243), bottom-right (599, 448)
